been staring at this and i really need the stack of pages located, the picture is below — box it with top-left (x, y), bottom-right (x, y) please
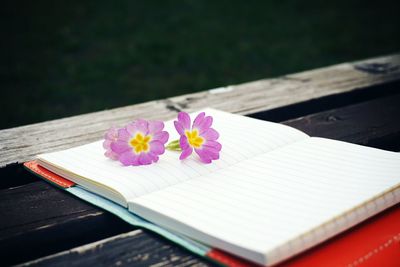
top-left (33, 109), bottom-right (400, 266)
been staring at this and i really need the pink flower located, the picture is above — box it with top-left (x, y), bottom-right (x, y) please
top-left (110, 120), bottom-right (169, 166)
top-left (174, 111), bottom-right (221, 163)
top-left (103, 126), bottom-right (119, 160)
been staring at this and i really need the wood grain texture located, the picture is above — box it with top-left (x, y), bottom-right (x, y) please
top-left (284, 93), bottom-right (400, 151)
top-left (19, 230), bottom-right (212, 267)
top-left (2, 92), bottom-right (400, 266)
top-left (1, 54), bottom-right (399, 167)
top-left (0, 182), bottom-right (134, 266)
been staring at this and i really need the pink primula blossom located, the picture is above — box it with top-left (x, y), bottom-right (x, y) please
top-left (107, 120), bottom-right (169, 166)
top-left (174, 111), bottom-right (221, 163)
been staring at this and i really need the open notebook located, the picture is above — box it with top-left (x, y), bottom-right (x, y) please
top-left (36, 108), bottom-right (400, 266)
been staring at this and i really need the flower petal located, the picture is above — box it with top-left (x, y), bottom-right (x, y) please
top-left (118, 128), bottom-right (131, 142)
top-left (180, 147), bottom-right (193, 160)
top-left (135, 119), bottom-right (149, 135)
top-left (197, 116), bottom-right (213, 133)
top-left (103, 139), bottom-right (112, 149)
top-left (150, 140), bottom-right (165, 155)
top-left (204, 140), bottom-right (222, 151)
top-left (178, 112), bottom-right (191, 130)
top-left (152, 131), bottom-right (169, 144)
top-left (194, 148), bottom-right (212, 164)
top-left (126, 122), bottom-right (138, 135)
top-left (148, 121), bottom-right (164, 134)
top-left (179, 135), bottom-right (189, 150)
top-left (105, 126), bottom-right (118, 139)
top-left (174, 121), bottom-right (185, 135)
top-left (119, 151), bottom-right (138, 166)
top-left (147, 152), bottom-right (159, 163)
top-left (201, 147), bottom-right (220, 160)
top-left (105, 150), bottom-right (118, 160)
top-left (201, 128), bottom-right (219, 140)
top-left (138, 153), bottom-right (152, 165)
top-left (193, 112), bottom-right (205, 128)
top-left (111, 140), bottom-right (131, 153)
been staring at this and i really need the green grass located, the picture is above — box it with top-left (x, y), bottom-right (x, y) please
top-left (1, 0), bottom-right (399, 129)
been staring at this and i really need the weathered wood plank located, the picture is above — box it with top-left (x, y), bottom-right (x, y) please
top-left (284, 93), bottom-right (400, 151)
top-left (2, 92), bottom-right (400, 266)
top-left (249, 79), bottom-right (399, 123)
top-left (0, 182), bottom-right (134, 266)
top-left (19, 230), bottom-right (212, 267)
top-left (0, 163), bottom-right (37, 189)
top-left (1, 54), bottom-right (399, 167)
top-left (0, 182), bottom-right (129, 237)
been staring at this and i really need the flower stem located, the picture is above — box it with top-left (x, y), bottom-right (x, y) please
top-left (165, 139), bottom-right (182, 151)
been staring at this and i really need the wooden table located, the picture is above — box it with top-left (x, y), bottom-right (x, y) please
top-left (1, 54), bottom-right (400, 266)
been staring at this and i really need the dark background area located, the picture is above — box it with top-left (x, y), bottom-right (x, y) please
top-left (1, 0), bottom-right (399, 130)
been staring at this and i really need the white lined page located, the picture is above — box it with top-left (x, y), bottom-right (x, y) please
top-left (130, 137), bottom-right (400, 266)
top-left (38, 109), bottom-right (308, 205)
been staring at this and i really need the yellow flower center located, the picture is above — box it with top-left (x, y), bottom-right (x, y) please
top-left (185, 129), bottom-right (204, 148)
top-left (129, 133), bottom-right (152, 153)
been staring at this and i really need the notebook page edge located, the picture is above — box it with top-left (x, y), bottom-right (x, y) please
top-left (128, 200), bottom-right (269, 266)
top-left (36, 157), bottom-right (127, 207)
top-left (267, 184), bottom-right (400, 265)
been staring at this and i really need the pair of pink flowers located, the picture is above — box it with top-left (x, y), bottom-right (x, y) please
top-left (103, 112), bottom-right (221, 166)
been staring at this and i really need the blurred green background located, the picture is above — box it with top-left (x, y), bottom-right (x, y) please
top-left (1, 0), bottom-right (399, 129)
